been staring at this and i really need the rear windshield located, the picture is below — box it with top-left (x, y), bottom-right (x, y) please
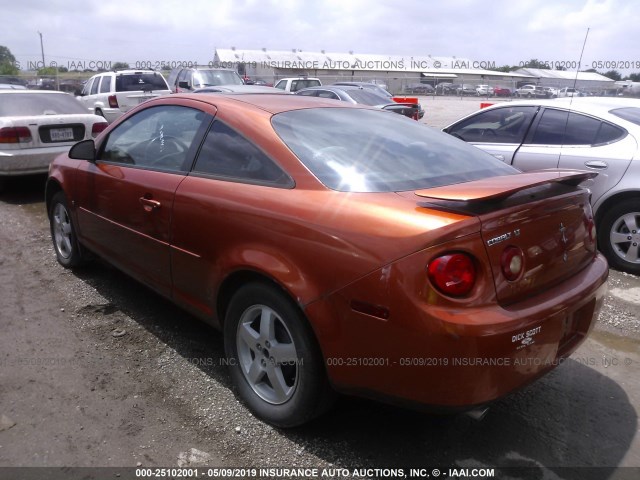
top-left (115, 73), bottom-right (168, 92)
top-left (272, 108), bottom-right (516, 192)
top-left (193, 70), bottom-right (243, 87)
top-left (346, 89), bottom-right (391, 106)
top-left (0, 92), bottom-right (87, 116)
top-left (610, 107), bottom-right (640, 126)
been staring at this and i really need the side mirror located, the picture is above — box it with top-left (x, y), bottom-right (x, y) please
top-left (69, 139), bottom-right (96, 162)
top-left (178, 81), bottom-right (191, 90)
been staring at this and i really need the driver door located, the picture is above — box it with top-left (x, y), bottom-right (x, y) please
top-left (75, 105), bottom-right (210, 296)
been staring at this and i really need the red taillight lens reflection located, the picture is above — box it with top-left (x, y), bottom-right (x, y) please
top-left (0, 126), bottom-right (32, 144)
top-left (91, 122), bottom-right (108, 137)
top-left (427, 253), bottom-right (476, 297)
top-left (501, 246), bottom-right (524, 281)
top-left (108, 95), bottom-right (119, 108)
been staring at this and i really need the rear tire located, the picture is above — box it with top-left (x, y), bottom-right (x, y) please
top-left (598, 199), bottom-right (640, 275)
top-left (49, 192), bottom-right (87, 268)
top-left (224, 282), bottom-right (335, 427)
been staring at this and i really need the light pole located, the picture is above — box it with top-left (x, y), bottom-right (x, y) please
top-left (38, 31), bottom-right (45, 67)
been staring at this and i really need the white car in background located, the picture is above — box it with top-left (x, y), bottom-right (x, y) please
top-left (475, 84), bottom-right (493, 96)
top-left (77, 70), bottom-right (171, 123)
top-left (444, 97), bottom-right (640, 274)
top-left (274, 77), bottom-right (322, 92)
top-left (558, 87), bottom-right (582, 97)
top-left (0, 90), bottom-right (107, 190)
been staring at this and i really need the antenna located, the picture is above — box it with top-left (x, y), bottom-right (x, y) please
top-left (558, 28), bottom-right (590, 168)
top-left (570, 27), bottom-right (590, 106)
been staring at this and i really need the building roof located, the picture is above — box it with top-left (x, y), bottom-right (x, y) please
top-left (514, 68), bottom-right (614, 82)
top-left (215, 48), bottom-right (518, 76)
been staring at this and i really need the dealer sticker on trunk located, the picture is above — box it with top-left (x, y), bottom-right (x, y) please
top-left (512, 325), bottom-right (541, 349)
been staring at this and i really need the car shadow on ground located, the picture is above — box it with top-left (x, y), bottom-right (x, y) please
top-left (0, 174), bottom-right (47, 205)
top-left (72, 257), bottom-right (636, 480)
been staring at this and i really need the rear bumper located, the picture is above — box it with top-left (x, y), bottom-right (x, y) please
top-left (306, 253), bottom-right (608, 409)
top-left (0, 146), bottom-right (72, 176)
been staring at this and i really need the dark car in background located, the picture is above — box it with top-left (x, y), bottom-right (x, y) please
top-left (403, 83), bottom-right (435, 95)
top-left (435, 82), bottom-right (455, 95)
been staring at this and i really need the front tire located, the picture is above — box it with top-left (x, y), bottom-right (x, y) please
top-left (224, 282), bottom-right (334, 427)
top-left (598, 199), bottom-right (640, 275)
top-left (49, 192), bottom-right (86, 268)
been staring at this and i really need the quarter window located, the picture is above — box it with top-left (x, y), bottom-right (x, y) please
top-left (193, 121), bottom-right (289, 185)
top-left (90, 77), bottom-right (100, 95)
top-left (100, 105), bottom-right (207, 172)
top-left (99, 76), bottom-right (112, 93)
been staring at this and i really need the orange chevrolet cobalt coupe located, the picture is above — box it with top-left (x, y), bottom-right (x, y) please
top-left (46, 94), bottom-right (608, 427)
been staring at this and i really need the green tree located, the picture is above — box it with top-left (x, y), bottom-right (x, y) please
top-left (112, 62), bottom-right (129, 70)
top-left (626, 73), bottom-right (640, 82)
top-left (37, 66), bottom-right (60, 75)
top-left (494, 64), bottom-right (518, 73)
top-left (0, 45), bottom-right (19, 75)
top-left (603, 70), bottom-right (622, 81)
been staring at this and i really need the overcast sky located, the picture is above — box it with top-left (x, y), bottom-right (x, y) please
top-left (5, 0), bottom-right (640, 74)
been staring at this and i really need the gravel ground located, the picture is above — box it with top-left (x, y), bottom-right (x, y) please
top-left (0, 99), bottom-right (639, 479)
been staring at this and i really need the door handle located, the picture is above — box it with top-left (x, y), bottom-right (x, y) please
top-left (584, 160), bottom-right (608, 169)
top-left (139, 196), bottom-right (161, 212)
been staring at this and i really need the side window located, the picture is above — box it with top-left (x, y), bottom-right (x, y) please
top-left (193, 121), bottom-right (290, 186)
top-left (447, 106), bottom-right (537, 144)
top-left (81, 78), bottom-right (94, 96)
top-left (274, 80), bottom-right (286, 90)
top-left (90, 77), bottom-right (100, 95)
top-left (99, 76), bottom-right (112, 93)
top-left (100, 105), bottom-right (207, 172)
top-left (297, 90), bottom-right (318, 97)
top-left (531, 109), bottom-right (602, 145)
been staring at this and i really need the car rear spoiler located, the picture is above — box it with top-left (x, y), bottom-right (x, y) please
top-left (414, 170), bottom-right (597, 202)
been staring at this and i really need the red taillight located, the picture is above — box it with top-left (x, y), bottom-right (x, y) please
top-left (91, 121), bottom-right (108, 137)
top-left (427, 253), bottom-right (476, 297)
top-left (587, 218), bottom-right (596, 243)
top-left (108, 95), bottom-right (119, 108)
top-left (501, 246), bottom-right (524, 281)
top-left (0, 126), bottom-right (32, 144)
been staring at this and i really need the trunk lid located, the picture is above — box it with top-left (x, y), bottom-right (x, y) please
top-left (414, 170), bottom-right (599, 305)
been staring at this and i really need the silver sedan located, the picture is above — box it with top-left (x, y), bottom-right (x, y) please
top-left (444, 97), bottom-right (640, 275)
top-left (0, 90), bottom-right (107, 190)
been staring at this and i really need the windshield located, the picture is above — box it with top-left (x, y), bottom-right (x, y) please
top-left (272, 108), bottom-right (517, 192)
top-left (115, 73), bottom-right (168, 92)
top-left (0, 92), bottom-right (87, 116)
top-left (610, 107), bottom-right (640, 126)
top-left (194, 70), bottom-right (243, 86)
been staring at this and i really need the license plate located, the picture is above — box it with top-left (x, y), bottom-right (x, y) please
top-left (50, 128), bottom-right (74, 142)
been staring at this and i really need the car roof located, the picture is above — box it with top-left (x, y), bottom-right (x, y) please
top-left (192, 85), bottom-right (289, 94)
top-left (0, 89), bottom-right (70, 95)
top-left (172, 92), bottom-right (363, 115)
